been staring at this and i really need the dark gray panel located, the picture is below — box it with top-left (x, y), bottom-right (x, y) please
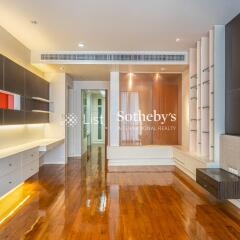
top-left (25, 112), bottom-right (49, 124)
top-left (0, 55), bottom-right (3, 90)
top-left (4, 57), bottom-right (25, 95)
top-left (3, 110), bottom-right (25, 125)
top-left (226, 13), bottom-right (240, 135)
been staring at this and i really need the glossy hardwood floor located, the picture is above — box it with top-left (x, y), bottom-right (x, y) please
top-left (1, 145), bottom-right (240, 239)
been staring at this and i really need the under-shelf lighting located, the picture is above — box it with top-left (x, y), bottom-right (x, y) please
top-left (0, 195), bottom-right (30, 225)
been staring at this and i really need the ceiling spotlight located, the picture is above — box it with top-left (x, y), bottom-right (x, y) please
top-left (78, 43), bottom-right (85, 48)
top-left (176, 38), bottom-right (180, 42)
top-left (31, 20), bottom-right (38, 25)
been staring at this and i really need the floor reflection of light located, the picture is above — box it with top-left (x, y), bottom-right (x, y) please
top-left (0, 195), bottom-right (30, 225)
top-left (99, 192), bottom-right (107, 213)
top-left (86, 199), bottom-right (91, 208)
top-left (0, 183), bottom-right (23, 201)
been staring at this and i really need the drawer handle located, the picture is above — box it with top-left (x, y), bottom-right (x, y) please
top-left (31, 168), bottom-right (34, 171)
top-left (9, 181), bottom-right (12, 184)
top-left (9, 163), bottom-right (12, 167)
top-left (31, 154), bottom-right (34, 157)
top-left (204, 184), bottom-right (207, 188)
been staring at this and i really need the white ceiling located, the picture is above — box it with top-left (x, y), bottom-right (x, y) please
top-left (0, 0), bottom-right (240, 51)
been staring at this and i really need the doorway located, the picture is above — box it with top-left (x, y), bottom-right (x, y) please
top-left (81, 90), bottom-right (107, 163)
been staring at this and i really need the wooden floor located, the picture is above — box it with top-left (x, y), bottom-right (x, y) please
top-left (1, 145), bottom-right (240, 239)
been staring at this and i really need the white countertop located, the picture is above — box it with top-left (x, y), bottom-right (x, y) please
top-left (0, 138), bottom-right (65, 159)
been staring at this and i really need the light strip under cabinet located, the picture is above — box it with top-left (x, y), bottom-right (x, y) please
top-left (32, 110), bottom-right (51, 114)
top-left (31, 97), bottom-right (52, 103)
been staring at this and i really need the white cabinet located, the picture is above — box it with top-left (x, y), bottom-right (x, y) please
top-left (0, 154), bottom-right (21, 178)
top-left (0, 148), bottom-right (39, 197)
top-left (22, 148), bottom-right (39, 166)
top-left (0, 169), bottom-right (21, 196)
top-left (22, 160), bottom-right (39, 181)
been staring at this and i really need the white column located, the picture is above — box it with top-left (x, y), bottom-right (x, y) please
top-left (109, 72), bottom-right (119, 146)
top-left (214, 25), bottom-right (225, 163)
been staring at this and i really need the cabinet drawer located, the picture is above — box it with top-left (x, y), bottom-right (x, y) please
top-left (22, 160), bottom-right (39, 181)
top-left (22, 148), bottom-right (39, 166)
top-left (196, 175), bottom-right (219, 198)
top-left (0, 169), bottom-right (21, 197)
top-left (0, 154), bottom-right (21, 178)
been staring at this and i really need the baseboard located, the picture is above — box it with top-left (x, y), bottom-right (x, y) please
top-left (108, 165), bottom-right (175, 172)
top-left (43, 162), bottom-right (66, 165)
top-left (108, 158), bottom-right (174, 166)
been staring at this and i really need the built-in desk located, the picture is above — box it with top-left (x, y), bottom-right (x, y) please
top-left (0, 138), bottom-right (64, 197)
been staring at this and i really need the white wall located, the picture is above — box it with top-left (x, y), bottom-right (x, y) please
top-left (0, 26), bottom-right (43, 77)
top-left (43, 73), bottom-right (69, 164)
top-left (109, 72), bottom-right (119, 146)
top-left (69, 81), bottom-right (109, 157)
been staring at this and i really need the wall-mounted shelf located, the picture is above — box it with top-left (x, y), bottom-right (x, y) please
top-left (202, 67), bottom-right (210, 72)
top-left (32, 97), bottom-right (52, 103)
top-left (190, 74), bottom-right (198, 79)
top-left (32, 110), bottom-right (51, 114)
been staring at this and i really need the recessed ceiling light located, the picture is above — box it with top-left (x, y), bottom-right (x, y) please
top-left (161, 67), bottom-right (165, 71)
top-left (59, 66), bottom-right (64, 71)
top-left (78, 43), bottom-right (85, 48)
top-left (176, 38), bottom-right (180, 42)
top-left (31, 20), bottom-right (38, 25)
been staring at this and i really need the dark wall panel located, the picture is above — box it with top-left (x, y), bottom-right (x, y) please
top-left (4, 57), bottom-right (25, 95)
top-left (226, 14), bottom-right (240, 135)
top-left (0, 55), bottom-right (3, 90)
top-left (3, 110), bottom-right (25, 125)
top-left (0, 110), bottom-right (3, 125)
top-left (25, 71), bottom-right (49, 100)
top-left (25, 112), bottom-right (49, 124)
top-left (0, 54), bottom-right (50, 125)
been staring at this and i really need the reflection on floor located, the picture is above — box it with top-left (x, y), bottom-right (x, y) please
top-left (0, 144), bottom-right (240, 239)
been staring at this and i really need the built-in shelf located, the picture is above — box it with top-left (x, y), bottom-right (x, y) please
top-left (202, 80), bottom-right (210, 85)
top-left (32, 110), bottom-right (51, 114)
top-left (32, 97), bottom-right (52, 103)
top-left (191, 74), bottom-right (198, 79)
top-left (202, 67), bottom-right (210, 72)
